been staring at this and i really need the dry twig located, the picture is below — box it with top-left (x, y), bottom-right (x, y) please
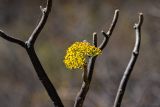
top-left (113, 13), bottom-right (143, 107)
top-left (74, 9), bottom-right (119, 107)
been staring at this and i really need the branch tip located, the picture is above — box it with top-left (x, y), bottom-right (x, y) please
top-left (138, 13), bottom-right (143, 26)
top-left (93, 32), bottom-right (97, 47)
top-left (115, 9), bottom-right (120, 14)
top-left (27, 0), bottom-right (52, 46)
top-left (107, 9), bottom-right (119, 35)
top-left (40, 6), bottom-right (46, 13)
top-left (93, 32), bottom-right (97, 36)
top-left (134, 13), bottom-right (143, 29)
top-left (40, 5), bottom-right (43, 10)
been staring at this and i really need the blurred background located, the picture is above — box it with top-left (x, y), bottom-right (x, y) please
top-left (0, 0), bottom-right (160, 107)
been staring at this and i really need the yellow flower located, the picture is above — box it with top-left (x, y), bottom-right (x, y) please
top-left (64, 41), bottom-right (102, 69)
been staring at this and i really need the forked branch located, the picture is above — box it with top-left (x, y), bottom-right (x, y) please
top-left (99, 9), bottom-right (119, 50)
top-left (74, 10), bottom-right (119, 107)
top-left (0, 0), bottom-right (64, 107)
top-left (113, 13), bottom-right (143, 107)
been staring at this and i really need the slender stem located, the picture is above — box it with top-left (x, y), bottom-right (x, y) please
top-left (0, 30), bottom-right (25, 48)
top-left (74, 9), bottom-right (119, 107)
top-left (92, 32), bottom-right (97, 47)
top-left (74, 81), bottom-right (90, 107)
top-left (74, 64), bottom-right (89, 107)
top-left (83, 64), bottom-right (88, 83)
top-left (25, 46), bottom-right (64, 107)
top-left (113, 13), bottom-right (143, 107)
top-left (99, 9), bottom-right (119, 50)
top-left (27, 0), bottom-right (52, 46)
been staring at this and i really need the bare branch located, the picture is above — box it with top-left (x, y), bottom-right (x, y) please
top-left (74, 10), bottom-right (119, 107)
top-left (87, 9), bottom-right (119, 88)
top-left (113, 13), bottom-right (143, 107)
top-left (25, 0), bottom-right (64, 107)
top-left (83, 64), bottom-right (88, 83)
top-left (27, 0), bottom-right (52, 46)
top-left (74, 58), bottom-right (97, 107)
top-left (74, 81), bottom-right (89, 107)
top-left (0, 30), bottom-right (25, 47)
top-left (26, 47), bottom-right (64, 107)
top-left (0, 0), bottom-right (64, 107)
top-left (99, 9), bottom-right (119, 50)
top-left (106, 9), bottom-right (120, 36)
top-left (92, 32), bottom-right (97, 47)
top-left (133, 13), bottom-right (143, 54)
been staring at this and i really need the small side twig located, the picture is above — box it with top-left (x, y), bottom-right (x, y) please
top-left (99, 9), bottom-right (119, 50)
top-left (74, 10), bottom-right (119, 107)
top-left (113, 13), bottom-right (143, 107)
top-left (0, 30), bottom-right (25, 48)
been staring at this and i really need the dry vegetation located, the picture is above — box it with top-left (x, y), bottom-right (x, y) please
top-left (0, 0), bottom-right (160, 107)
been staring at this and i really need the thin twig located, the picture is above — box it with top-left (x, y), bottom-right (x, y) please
top-left (88, 9), bottom-right (119, 86)
top-left (99, 9), bottom-right (119, 50)
top-left (92, 32), bottom-right (97, 47)
top-left (113, 13), bottom-right (143, 107)
top-left (74, 10), bottom-right (119, 107)
top-left (74, 64), bottom-right (89, 107)
top-left (27, 0), bottom-right (52, 46)
top-left (0, 30), bottom-right (25, 47)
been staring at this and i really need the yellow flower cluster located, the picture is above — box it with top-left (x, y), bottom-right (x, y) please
top-left (64, 41), bottom-right (102, 69)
